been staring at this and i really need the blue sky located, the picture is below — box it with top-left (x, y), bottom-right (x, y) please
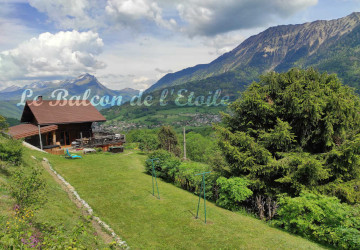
top-left (0, 0), bottom-right (360, 90)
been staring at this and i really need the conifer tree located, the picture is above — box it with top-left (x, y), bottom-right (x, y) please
top-left (216, 68), bottom-right (360, 202)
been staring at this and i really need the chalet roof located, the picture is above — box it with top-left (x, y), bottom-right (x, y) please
top-left (9, 124), bottom-right (58, 139)
top-left (20, 100), bottom-right (106, 125)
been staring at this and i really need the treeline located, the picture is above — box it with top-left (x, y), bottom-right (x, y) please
top-left (129, 68), bottom-right (360, 249)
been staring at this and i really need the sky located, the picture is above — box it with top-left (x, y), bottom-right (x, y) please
top-left (0, 0), bottom-right (360, 91)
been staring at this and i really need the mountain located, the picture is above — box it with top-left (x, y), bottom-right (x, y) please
top-left (0, 85), bottom-right (22, 93)
top-left (99, 12), bottom-right (360, 130)
top-left (148, 12), bottom-right (360, 92)
top-left (0, 74), bottom-right (139, 119)
top-left (0, 73), bottom-right (138, 101)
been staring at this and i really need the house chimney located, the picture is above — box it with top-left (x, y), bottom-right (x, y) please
top-left (37, 96), bottom-right (43, 101)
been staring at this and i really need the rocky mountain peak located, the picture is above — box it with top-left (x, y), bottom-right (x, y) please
top-left (147, 12), bottom-right (360, 92)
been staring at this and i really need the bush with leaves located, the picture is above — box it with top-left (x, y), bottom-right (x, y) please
top-left (126, 129), bottom-right (153, 143)
top-left (138, 133), bottom-right (160, 152)
top-left (0, 211), bottom-right (99, 249)
top-left (0, 115), bottom-right (8, 131)
top-left (274, 192), bottom-right (360, 249)
top-left (216, 177), bottom-right (253, 211)
top-left (127, 129), bottom-right (160, 152)
top-left (185, 132), bottom-right (216, 162)
top-left (8, 168), bottom-right (46, 210)
top-left (316, 179), bottom-right (360, 205)
top-left (0, 136), bottom-right (22, 165)
top-left (145, 150), bottom-right (181, 182)
top-left (174, 161), bottom-right (217, 199)
top-left (145, 151), bottom-right (219, 200)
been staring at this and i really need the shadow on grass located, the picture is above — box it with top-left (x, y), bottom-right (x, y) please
top-left (188, 209), bottom-right (196, 217)
top-left (0, 164), bottom-right (11, 176)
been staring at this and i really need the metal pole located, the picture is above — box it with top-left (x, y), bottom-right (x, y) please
top-left (152, 161), bottom-right (155, 196)
top-left (38, 125), bottom-right (43, 150)
top-left (153, 164), bottom-right (160, 199)
top-left (80, 132), bottom-right (83, 147)
top-left (203, 175), bottom-right (207, 223)
top-left (183, 127), bottom-right (187, 160)
top-left (196, 181), bottom-right (202, 219)
top-left (148, 158), bottom-right (160, 199)
top-left (194, 171), bottom-right (211, 223)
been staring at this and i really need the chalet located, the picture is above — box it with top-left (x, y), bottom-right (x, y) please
top-left (8, 96), bottom-right (108, 152)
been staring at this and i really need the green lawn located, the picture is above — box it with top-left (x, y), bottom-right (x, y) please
top-left (39, 150), bottom-right (325, 249)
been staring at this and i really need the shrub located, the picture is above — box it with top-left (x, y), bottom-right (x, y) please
top-left (274, 192), bottom-right (360, 249)
top-left (174, 161), bottom-right (216, 199)
top-left (0, 115), bottom-right (8, 131)
top-left (126, 129), bottom-right (153, 143)
top-left (124, 142), bottom-right (138, 150)
top-left (145, 152), bottom-right (218, 199)
top-left (185, 132), bottom-right (216, 163)
top-left (8, 168), bottom-right (46, 210)
top-left (145, 150), bottom-right (181, 182)
top-left (316, 179), bottom-right (360, 204)
top-left (138, 133), bottom-right (159, 152)
top-left (0, 210), bottom-right (96, 249)
top-left (216, 177), bottom-right (253, 211)
top-left (0, 137), bottom-right (22, 165)
top-left (126, 129), bottom-right (160, 151)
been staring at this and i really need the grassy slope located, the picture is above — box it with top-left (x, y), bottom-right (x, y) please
top-left (0, 169), bottom-right (12, 220)
top-left (0, 101), bottom-right (22, 119)
top-left (38, 150), bottom-right (325, 249)
top-left (0, 147), bottom-right (106, 248)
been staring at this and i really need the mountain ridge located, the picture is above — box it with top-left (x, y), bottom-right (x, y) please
top-left (0, 74), bottom-right (138, 100)
top-left (0, 74), bottom-right (139, 119)
top-left (147, 12), bottom-right (360, 92)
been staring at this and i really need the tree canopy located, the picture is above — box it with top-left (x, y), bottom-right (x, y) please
top-left (216, 68), bottom-right (360, 203)
top-left (158, 126), bottom-right (181, 156)
top-left (0, 115), bottom-right (8, 131)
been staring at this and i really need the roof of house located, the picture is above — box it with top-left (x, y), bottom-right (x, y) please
top-left (20, 100), bottom-right (106, 125)
top-left (8, 124), bottom-right (58, 139)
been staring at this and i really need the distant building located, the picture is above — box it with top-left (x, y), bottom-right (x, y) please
top-left (8, 96), bottom-right (106, 150)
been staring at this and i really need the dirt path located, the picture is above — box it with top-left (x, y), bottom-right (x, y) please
top-left (41, 160), bottom-right (115, 246)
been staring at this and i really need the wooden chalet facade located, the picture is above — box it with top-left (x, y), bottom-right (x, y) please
top-left (9, 97), bottom-right (106, 149)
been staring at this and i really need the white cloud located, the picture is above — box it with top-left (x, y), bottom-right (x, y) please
top-left (96, 34), bottom-right (217, 90)
top-left (131, 76), bottom-right (153, 89)
top-left (0, 0), bottom-right (322, 91)
top-left (0, 30), bottom-right (106, 82)
top-left (176, 0), bottom-right (318, 36)
top-left (105, 0), bottom-right (177, 30)
top-left (28, 0), bottom-right (105, 29)
top-left (27, 0), bottom-right (317, 36)
top-left (204, 31), bottom-right (245, 55)
top-left (155, 68), bottom-right (173, 74)
top-left (0, 2), bottom-right (38, 51)
top-left (28, 0), bottom-right (176, 31)
top-left (0, 17), bottom-right (36, 51)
